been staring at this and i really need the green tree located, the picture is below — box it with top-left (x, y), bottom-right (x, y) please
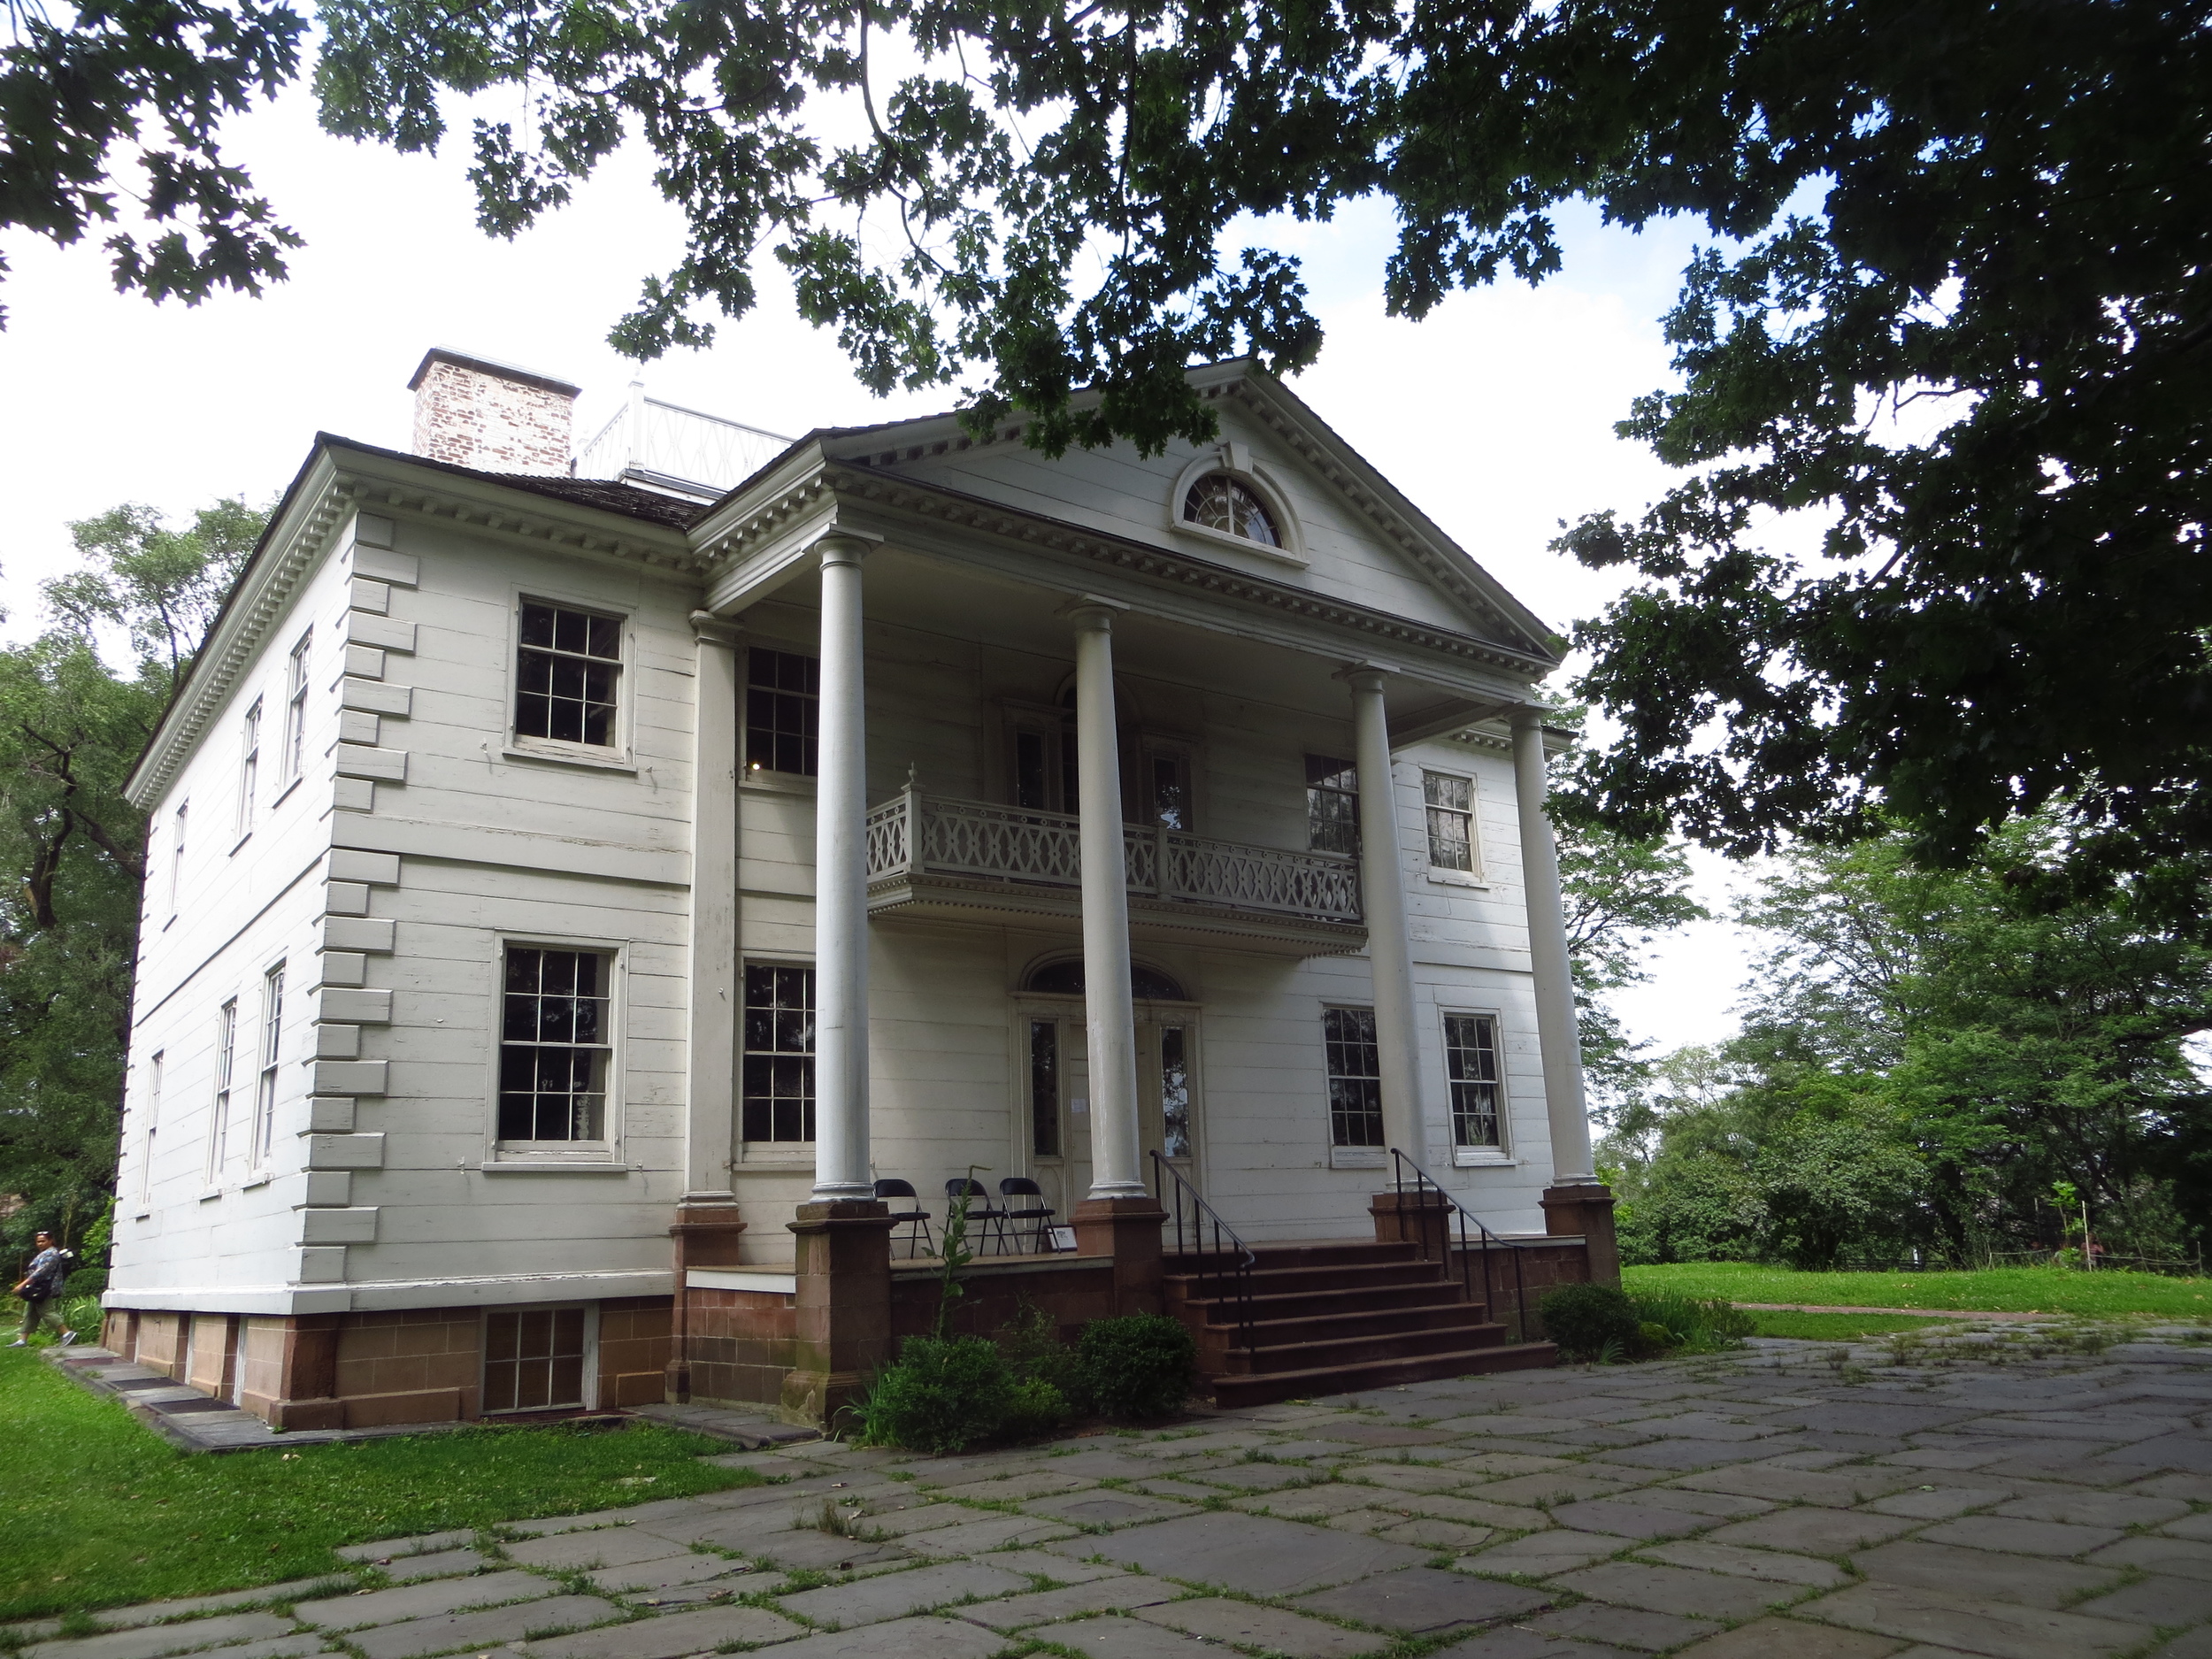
top-left (0, 500), bottom-right (263, 1265)
top-left (12, 7), bottom-right (2200, 897)
top-left (1556, 821), bottom-right (1708, 1116)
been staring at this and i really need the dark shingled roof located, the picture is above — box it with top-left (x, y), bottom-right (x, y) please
top-left (480, 471), bottom-right (710, 530)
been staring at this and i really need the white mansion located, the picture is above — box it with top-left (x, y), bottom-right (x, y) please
top-left (101, 349), bottom-right (1608, 1426)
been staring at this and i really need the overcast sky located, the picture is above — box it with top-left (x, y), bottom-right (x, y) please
top-left (0, 81), bottom-right (1764, 1059)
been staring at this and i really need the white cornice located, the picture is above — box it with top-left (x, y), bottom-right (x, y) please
top-left (127, 442), bottom-right (704, 810)
top-left (809, 465), bottom-right (1559, 680)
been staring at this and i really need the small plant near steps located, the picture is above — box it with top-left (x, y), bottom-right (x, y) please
top-left (1164, 1238), bottom-right (1556, 1406)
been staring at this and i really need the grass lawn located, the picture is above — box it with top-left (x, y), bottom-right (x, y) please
top-left (0, 1346), bottom-right (762, 1624)
top-left (1624, 1260), bottom-right (2212, 1320)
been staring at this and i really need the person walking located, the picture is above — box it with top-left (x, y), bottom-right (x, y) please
top-left (10, 1231), bottom-right (76, 1348)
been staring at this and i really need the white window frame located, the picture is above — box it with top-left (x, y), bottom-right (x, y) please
top-left (281, 631), bottom-right (311, 785)
top-left (1440, 1007), bottom-right (1512, 1165)
top-left (1164, 444), bottom-right (1309, 566)
top-left (234, 699), bottom-right (262, 842)
top-left (206, 996), bottom-right (237, 1186)
top-left (251, 962), bottom-right (285, 1172)
top-left (738, 957), bottom-right (817, 1162)
top-left (741, 644), bottom-right (822, 789)
top-left (1322, 1002), bottom-right (1386, 1169)
top-left (504, 590), bottom-right (634, 770)
top-left (138, 1051), bottom-right (164, 1210)
top-left (168, 803), bottom-right (188, 919)
top-left (1422, 766), bottom-right (1486, 886)
top-left (485, 935), bottom-right (626, 1166)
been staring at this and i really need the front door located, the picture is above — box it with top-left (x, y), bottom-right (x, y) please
top-left (1023, 1005), bottom-right (1200, 1227)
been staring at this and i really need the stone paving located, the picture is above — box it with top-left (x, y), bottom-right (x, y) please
top-left (22, 1326), bottom-right (2212, 1659)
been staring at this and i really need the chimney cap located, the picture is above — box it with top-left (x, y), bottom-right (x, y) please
top-left (408, 346), bottom-right (583, 400)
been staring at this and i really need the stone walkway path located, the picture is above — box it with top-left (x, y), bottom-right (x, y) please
top-left (20, 1325), bottom-right (2212, 1659)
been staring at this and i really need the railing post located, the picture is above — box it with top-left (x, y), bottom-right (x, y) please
top-left (1156, 825), bottom-right (1173, 900)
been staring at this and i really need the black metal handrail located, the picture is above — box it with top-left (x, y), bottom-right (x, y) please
top-left (1149, 1150), bottom-right (1258, 1353)
top-left (1389, 1148), bottom-right (1528, 1342)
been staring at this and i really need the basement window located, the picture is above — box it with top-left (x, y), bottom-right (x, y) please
top-left (483, 1307), bottom-right (586, 1412)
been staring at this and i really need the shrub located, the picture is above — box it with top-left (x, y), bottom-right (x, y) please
top-left (850, 1335), bottom-right (1011, 1453)
top-left (1538, 1283), bottom-right (1642, 1361)
top-left (998, 1303), bottom-right (1091, 1415)
top-left (1000, 1376), bottom-right (1071, 1439)
top-left (1627, 1291), bottom-right (1755, 1355)
top-left (1078, 1314), bottom-right (1195, 1419)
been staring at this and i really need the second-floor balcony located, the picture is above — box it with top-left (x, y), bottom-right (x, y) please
top-left (864, 787), bottom-right (1368, 957)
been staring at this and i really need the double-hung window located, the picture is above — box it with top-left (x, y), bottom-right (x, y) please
top-left (515, 600), bottom-right (622, 749)
top-left (236, 702), bottom-right (261, 836)
top-left (1306, 756), bottom-right (1358, 855)
top-left (498, 948), bottom-right (613, 1143)
top-left (169, 803), bottom-right (188, 916)
top-left (208, 997), bottom-right (237, 1180)
top-left (1424, 771), bottom-right (1477, 875)
top-left (741, 965), bottom-right (815, 1142)
top-left (745, 649), bottom-right (819, 777)
top-left (1444, 1013), bottom-right (1503, 1154)
top-left (1323, 1007), bottom-right (1383, 1148)
top-left (282, 632), bottom-right (311, 782)
top-left (140, 1052), bottom-right (163, 1204)
top-left (252, 964), bottom-right (285, 1168)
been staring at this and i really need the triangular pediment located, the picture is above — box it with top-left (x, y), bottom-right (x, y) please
top-left (814, 364), bottom-right (1559, 664)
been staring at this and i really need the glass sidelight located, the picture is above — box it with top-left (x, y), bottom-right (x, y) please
top-left (1025, 1015), bottom-right (1196, 1172)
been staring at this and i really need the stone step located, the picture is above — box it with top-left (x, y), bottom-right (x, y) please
top-left (1171, 1279), bottom-right (1474, 1325)
top-left (1225, 1318), bottom-right (1516, 1375)
top-left (1209, 1340), bottom-right (1559, 1407)
top-left (1164, 1256), bottom-right (1457, 1297)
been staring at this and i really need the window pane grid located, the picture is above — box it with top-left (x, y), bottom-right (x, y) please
top-left (254, 964), bottom-right (284, 1167)
top-left (742, 964), bottom-right (816, 1142)
top-left (746, 649), bottom-right (820, 777)
top-left (482, 1307), bottom-right (587, 1412)
top-left (1306, 755), bottom-right (1358, 856)
top-left (1424, 772), bottom-right (1474, 872)
top-left (1445, 1014), bottom-right (1502, 1148)
top-left (498, 947), bottom-right (611, 1142)
top-left (284, 633), bottom-right (310, 780)
top-left (1161, 1025), bottom-right (1192, 1158)
top-left (1324, 1007), bottom-right (1383, 1148)
top-left (1029, 1019), bottom-right (1060, 1157)
top-left (515, 601), bottom-right (621, 747)
top-left (209, 997), bottom-right (236, 1178)
top-left (1183, 474), bottom-right (1280, 546)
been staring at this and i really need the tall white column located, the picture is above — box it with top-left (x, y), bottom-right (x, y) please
top-left (1065, 599), bottom-right (1146, 1199)
top-left (1510, 706), bottom-right (1597, 1184)
top-left (812, 536), bottom-right (875, 1201)
top-left (1344, 667), bottom-right (1424, 1159)
top-left (683, 611), bottom-right (741, 1203)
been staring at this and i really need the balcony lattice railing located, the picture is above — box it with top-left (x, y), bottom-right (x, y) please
top-left (865, 787), bottom-right (1362, 925)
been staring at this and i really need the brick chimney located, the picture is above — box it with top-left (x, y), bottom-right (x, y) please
top-left (407, 348), bottom-right (582, 475)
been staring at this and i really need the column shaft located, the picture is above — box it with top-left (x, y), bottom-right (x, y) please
top-left (683, 612), bottom-right (741, 1203)
top-left (812, 540), bottom-right (873, 1200)
top-left (1348, 670), bottom-right (1424, 1158)
top-left (1510, 708), bottom-right (1597, 1183)
top-left (1070, 603), bottom-right (1145, 1198)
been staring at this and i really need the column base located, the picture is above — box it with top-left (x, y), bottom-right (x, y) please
top-left (783, 1199), bottom-right (896, 1428)
top-left (1368, 1188), bottom-right (1450, 1257)
top-left (668, 1203), bottom-right (748, 1402)
top-left (1540, 1183), bottom-right (1621, 1286)
top-left (1074, 1195), bottom-right (1169, 1317)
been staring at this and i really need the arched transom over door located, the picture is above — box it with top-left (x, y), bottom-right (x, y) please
top-left (1017, 958), bottom-right (1198, 1221)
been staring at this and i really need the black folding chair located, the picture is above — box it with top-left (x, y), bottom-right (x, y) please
top-left (999, 1176), bottom-right (1057, 1255)
top-left (874, 1178), bottom-right (935, 1259)
top-left (944, 1178), bottom-right (1012, 1255)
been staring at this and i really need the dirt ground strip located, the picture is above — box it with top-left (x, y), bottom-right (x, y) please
top-left (19, 1322), bottom-right (2212, 1659)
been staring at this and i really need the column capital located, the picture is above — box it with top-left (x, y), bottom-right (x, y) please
top-left (1056, 594), bottom-right (1128, 631)
top-left (813, 527), bottom-right (883, 569)
top-left (1333, 660), bottom-right (1400, 693)
top-left (688, 610), bottom-right (741, 647)
top-left (1507, 703), bottom-right (1546, 731)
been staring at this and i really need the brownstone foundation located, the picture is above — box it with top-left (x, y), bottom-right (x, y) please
top-left (103, 1298), bottom-right (671, 1429)
top-left (1540, 1182), bottom-right (1622, 1286)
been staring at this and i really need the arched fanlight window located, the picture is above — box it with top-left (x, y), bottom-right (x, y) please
top-left (1025, 959), bottom-right (1188, 1001)
top-left (1182, 474), bottom-right (1280, 548)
